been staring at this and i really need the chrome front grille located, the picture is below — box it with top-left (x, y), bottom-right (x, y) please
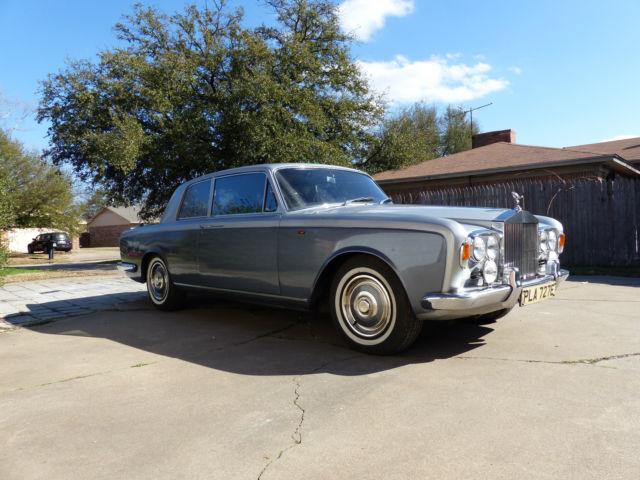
top-left (504, 222), bottom-right (538, 279)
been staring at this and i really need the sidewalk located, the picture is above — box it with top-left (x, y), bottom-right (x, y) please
top-left (0, 276), bottom-right (147, 329)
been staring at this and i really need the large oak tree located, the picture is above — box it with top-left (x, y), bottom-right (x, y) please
top-left (38, 0), bottom-right (382, 219)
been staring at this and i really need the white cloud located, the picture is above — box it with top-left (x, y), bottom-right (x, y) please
top-left (338, 0), bottom-right (414, 41)
top-left (358, 55), bottom-right (509, 104)
top-left (508, 66), bottom-right (523, 75)
top-left (599, 134), bottom-right (640, 142)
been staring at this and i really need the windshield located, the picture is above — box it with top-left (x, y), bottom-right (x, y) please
top-left (275, 168), bottom-right (388, 211)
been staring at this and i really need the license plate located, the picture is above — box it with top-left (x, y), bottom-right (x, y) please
top-left (520, 281), bottom-right (556, 306)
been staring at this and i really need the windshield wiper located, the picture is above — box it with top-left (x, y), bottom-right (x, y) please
top-left (343, 196), bottom-right (374, 205)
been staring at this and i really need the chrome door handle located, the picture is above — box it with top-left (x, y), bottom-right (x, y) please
top-left (200, 224), bottom-right (224, 229)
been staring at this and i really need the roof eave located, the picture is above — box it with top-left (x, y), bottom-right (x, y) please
top-left (375, 155), bottom-right (640, 185)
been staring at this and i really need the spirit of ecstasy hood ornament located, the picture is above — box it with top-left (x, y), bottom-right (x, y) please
top-left (511, 191), bottom-right (524, 212)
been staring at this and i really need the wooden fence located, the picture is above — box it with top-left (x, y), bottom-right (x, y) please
top-left (386, 173), bottom-right (640, 267)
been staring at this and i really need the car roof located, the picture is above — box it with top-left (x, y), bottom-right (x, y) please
top-left (185, 163), bottom-right (365, 186)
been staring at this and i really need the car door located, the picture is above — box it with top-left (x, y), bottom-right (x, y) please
top-left (198, 172), bottom-right (280, 295)
top-left (166, 178), bottom-right (212, 286)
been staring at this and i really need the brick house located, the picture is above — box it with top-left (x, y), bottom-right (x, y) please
top-left (372, 131), bottom-right (640, 267)
top-left (86, 206), bottom-right (147, 247)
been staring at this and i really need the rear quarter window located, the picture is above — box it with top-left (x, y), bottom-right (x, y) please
top-left (178, 180), bottom-right (212, 219)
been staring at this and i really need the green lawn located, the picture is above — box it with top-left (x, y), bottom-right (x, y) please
top-left (0, 267), bottom-right (40, 277)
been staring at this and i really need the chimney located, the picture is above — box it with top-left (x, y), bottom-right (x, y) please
top-left (472, 129), bottom-right (516, 149)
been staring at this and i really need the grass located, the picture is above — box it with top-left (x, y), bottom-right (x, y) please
top-left (0, 267), bottom-right (40, 277)
top-left (567, 265), bottom-right (640, 278)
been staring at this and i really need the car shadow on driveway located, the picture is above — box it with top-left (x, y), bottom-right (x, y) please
top-left (20, 292), bottom-right (495, 377)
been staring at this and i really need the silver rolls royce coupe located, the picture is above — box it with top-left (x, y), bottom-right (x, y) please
top-left (118, 164), bottom-right (569, 354)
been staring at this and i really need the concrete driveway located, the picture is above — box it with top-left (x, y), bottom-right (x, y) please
top-left (1, 276), bottom-right (639, 479)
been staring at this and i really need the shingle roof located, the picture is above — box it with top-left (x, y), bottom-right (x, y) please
top-left (565, 137), bottom-right (640, 163)
top-left (372, 142), bottom-right (622, 183)
top-left (107, 206), bottom-right (143, 223)
top-left (87, 206), bottom-right (143, 225)
top-left (373, 134), bottom-right (640, 184)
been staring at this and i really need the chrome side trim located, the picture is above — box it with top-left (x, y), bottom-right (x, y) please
top-left (173, 282), bottom-right (307, 305)
top-left (117, 262), bottom-right (138, 273)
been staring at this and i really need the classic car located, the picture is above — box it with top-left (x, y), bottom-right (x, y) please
top-left (118, 164), bottom-right (569, 354)
top-left (28, 232), bottom-right (73, 253)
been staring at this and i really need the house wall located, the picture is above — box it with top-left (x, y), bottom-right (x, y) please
top-left (382, 169), bottom-right (640, 267)
top-left (87, 224), bottom-right (134, 247)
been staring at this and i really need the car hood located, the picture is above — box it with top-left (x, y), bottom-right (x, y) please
top-left (292, 203), bottom-right (514, 227)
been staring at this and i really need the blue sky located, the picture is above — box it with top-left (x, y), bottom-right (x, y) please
top-left (1, 0), bottom-right (638, 153)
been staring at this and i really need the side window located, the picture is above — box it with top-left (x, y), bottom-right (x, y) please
top-left (264, 182), bottom-right (278, 212)
top-left (178, 180), bottom-right (211, 219)
top-left (212, 173), bottom-right (266, 215)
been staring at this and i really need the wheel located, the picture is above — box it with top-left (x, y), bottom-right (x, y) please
top-left (469, 307), bottom-right (513, 325)
top-left (146, 256), bottom-right (185, 311)
top-left (330, 255), bottom-right (423, 355)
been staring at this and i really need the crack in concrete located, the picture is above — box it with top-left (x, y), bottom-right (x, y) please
top-left (2, 361), bottom-right (158, 395)
top-left (560, 352), bottom-right (640, 365)
top-left (257, 378), bottom-right (304, 480)
top-left (291, 378), bottom-right (304, 445)
top-left (256, 353), bottom-right (362, 480)
top-left (233, 322), bottom-right (300, 347)
top-left (455, 352), bottom-right (640, 368)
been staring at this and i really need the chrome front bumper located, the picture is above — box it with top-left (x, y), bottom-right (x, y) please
top-left (419, 268), bottom-right (569, 320)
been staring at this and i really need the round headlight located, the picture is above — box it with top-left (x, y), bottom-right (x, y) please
top-left (472, 236), bottom-right (486, 261)
top-left (482, 260), bottom-right (498, 284)
top-left (547, 230), bottom-right (558, 252)
top-left (539, 230), bottom-right (549, 256)
top-left (486, 235), bottom-right (499, 260)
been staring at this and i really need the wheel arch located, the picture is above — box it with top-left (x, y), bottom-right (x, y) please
top-left (140, 249), bottom-right (167, 282)
top-left (309, 248), bottom-right (408, 311)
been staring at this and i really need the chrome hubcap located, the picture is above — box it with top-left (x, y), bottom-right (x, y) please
top-left (149, 261), bottom-right (168, 301)
top-left (340, 274), bottom-right (392, 338)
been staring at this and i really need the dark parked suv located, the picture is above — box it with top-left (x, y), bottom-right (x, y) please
top-left (28, 232), bottom-right (72, 253)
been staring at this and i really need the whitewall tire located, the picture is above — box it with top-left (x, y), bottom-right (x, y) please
top-left (330, 255), bottom-right (422, 355)
top-left (146, 256), bottom-right (185, 311)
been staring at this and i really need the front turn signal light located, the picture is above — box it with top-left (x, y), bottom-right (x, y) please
top-left (460, 242), bottom-right (471, 266)
top-left (558, 233), bottom-right (566, 253)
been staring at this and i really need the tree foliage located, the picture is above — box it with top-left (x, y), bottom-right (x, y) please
top-left (362, 103), bottom-right (479, 174)
top-left (77, 187), bottom-right (109, 221)
top-left (38, 0), bottom-right (382, 219)
top-left (440, 105), bottom-right (479, 156)
top-left (365, 104), bottom-right (439, 174)
top-left (0, 129), bottom-right (79, 236)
